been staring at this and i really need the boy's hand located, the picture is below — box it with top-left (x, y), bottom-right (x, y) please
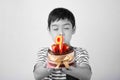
top-left (62, 66), bottom-right (82, 79)
top-left (62, 66), bottom-right (78, 75)
top-left (62, 64), bottom-right (92, 80)
top-left (33, 63), bottom-right (54, 80)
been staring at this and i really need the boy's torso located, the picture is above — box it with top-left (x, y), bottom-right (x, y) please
top-left (38, 47), bottom-right (88, 80)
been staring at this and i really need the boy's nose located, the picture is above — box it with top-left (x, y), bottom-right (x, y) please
top-left (59, 29), bottom-right (64, 36)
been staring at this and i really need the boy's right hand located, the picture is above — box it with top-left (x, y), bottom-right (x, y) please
top-left (33, 62), bottom-right (54, 80)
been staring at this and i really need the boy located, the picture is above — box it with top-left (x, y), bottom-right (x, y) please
top-left (33, 7), bottom-right (92, 80)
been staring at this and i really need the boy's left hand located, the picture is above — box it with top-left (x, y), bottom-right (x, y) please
top-left (62, 64), bottom-right (92, 80)
top-left (62, 66), bottom-right (81, 78)
top-left (62, 66), bottom-right (78, 74)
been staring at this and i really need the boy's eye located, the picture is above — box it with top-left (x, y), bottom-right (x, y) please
top-left (64, 27), bottom-right (69, 30)
top-left (52, 26), bottom-right (58, 31)
top-left (64, 26), bottom-right (70, 30)
top-left (63, 23), bottom-right (71, 30)
top-left (53, 28), bottom-right (58, 31)
top-left (64, 24), bottom-right (71, 30)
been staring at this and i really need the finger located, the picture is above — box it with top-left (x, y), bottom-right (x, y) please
top-left (62, 66), bottom-right (73, 73)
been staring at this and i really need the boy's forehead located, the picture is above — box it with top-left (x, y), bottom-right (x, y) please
top-left (51, 19), bottom-right (71, 25)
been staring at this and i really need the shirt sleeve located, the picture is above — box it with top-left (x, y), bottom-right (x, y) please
top-left (33, 47), bottom-right (48, 72)
top-left (74, 47), bottom-right (89, 65)
top-left (36, 47), bottom-right (48, 65)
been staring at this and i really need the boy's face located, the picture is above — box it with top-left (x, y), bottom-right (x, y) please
top-left (49, 19), bottom-right (75, 45)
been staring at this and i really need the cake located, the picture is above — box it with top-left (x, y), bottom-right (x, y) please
top-left (47, 35), bottom-right (75, 69)
top-left (47, 44), bottom-right (75, 69)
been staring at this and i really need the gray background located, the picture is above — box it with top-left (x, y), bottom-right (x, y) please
top-left (0, 0), bottom-right (120, 80)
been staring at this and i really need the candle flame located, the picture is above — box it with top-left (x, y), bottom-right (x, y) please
top-left (55, 35), bottom-right (63, 54)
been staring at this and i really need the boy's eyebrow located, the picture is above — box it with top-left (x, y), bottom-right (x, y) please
top-left (51, 23), bottom-right (71, 27)
top-left (63, 23), bottom-right (71, 26)
top-left (51, 24), bottom-right (58, 27)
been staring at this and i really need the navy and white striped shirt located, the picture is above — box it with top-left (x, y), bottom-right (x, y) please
top-left (36, 47), bottom-right (89, 80)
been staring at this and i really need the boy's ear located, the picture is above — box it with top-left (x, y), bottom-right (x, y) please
top-left (47, 27), bottom-right (51, 35)
top-left (72, 26), bottom-right (76, 34)
top-left (47, 27), bottom-right (50, 31)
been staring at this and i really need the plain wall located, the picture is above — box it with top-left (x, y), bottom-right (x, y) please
top-left (0, 0), bottom-right (120, 80)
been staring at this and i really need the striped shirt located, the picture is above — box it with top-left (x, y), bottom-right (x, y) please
top-left (36, 47), bottom-right (89, 80)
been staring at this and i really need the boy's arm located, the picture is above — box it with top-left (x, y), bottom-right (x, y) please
top-left (62, 48), bottom-right (92, 80)
top-left (33, 62), bottom-right (53, 80)
top-left (33, 48), bottom-right (53, 80)
top-left (62, 63), bottom-right (92, 80)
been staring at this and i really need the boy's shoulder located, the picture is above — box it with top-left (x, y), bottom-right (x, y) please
top-left (73, 46), bottom-right (88, 57)
top-left (37, 47), bottom-right (49, 55)
top-left (73, 47), bottom-right (88, 53)
top-left (38, 47), bottom-right (49, 52)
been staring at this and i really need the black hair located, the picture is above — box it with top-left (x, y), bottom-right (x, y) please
top-left (48, 7), bottom-right (75, 30)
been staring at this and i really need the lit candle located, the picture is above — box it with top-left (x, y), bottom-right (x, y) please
top-left (55, 35), bottom-right (63, 54)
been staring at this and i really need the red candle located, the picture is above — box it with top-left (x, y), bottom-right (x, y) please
top-left (55, 35), bottom-right (63, 54)
top-left (52, 44), bottom-right (59, 55)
